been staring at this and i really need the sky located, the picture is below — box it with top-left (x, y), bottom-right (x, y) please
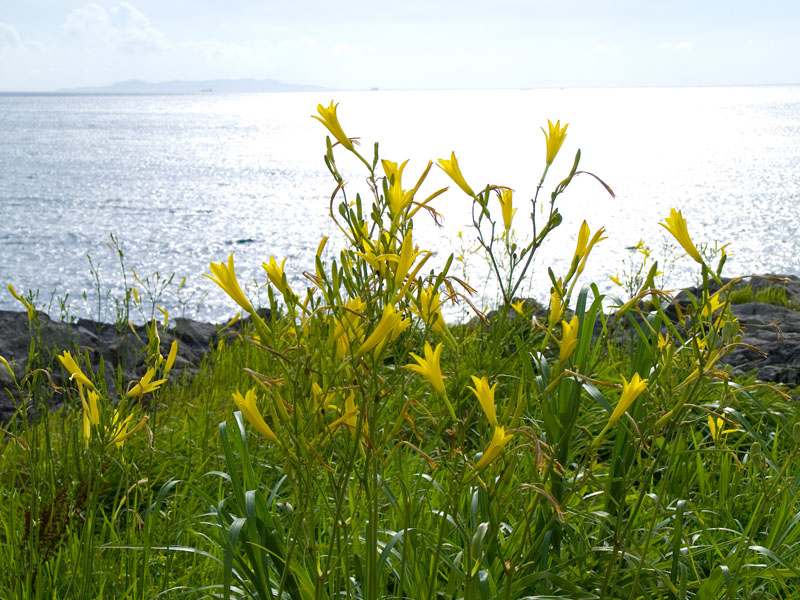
top-left (1, 0), bottom-right (799, 91)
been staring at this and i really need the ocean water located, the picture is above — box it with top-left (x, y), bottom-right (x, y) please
top-left (1, 87), bottom-right (799, 323)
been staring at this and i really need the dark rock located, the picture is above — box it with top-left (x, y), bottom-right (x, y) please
top-left (0, 309), bottom-right (259, 423)
top-left (722, 302), bottom-right (800, 385)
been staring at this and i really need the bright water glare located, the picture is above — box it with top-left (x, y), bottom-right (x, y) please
top-left (0, 87), bottom-right (798, 323)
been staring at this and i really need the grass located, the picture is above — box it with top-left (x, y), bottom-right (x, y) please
top-left (728, 283), bottom-right (798, 310)
top-left (3, 109), bottom-right (800, 600)
top-left (2, 307), bottom-right (799, 599)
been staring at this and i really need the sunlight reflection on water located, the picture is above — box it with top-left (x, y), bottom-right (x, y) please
top-left (1, 87), bottom-right (798, 323)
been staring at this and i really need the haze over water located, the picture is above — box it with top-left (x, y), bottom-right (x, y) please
top-left (1, 86), bottom-right (799, 323)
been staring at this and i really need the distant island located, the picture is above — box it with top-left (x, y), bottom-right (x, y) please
top-left (59, 78), bottom-right (330, 94)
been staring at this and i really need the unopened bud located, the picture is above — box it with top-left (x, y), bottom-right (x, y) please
top-left (750, 442), bottom-right (763, 469)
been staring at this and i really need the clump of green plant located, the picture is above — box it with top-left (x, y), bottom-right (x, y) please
top-left (194, 103), bottom-right (800, 600)
top-left (0, 292), bottom-right (182, 598)
top-left (729, 283), bottom-right (795, 309)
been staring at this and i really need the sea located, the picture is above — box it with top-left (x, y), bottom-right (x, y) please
top-left (1, 87), bottom-right (799, 324)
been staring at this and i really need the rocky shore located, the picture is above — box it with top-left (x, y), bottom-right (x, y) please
top-left (0, 310), bottom-right (250, 422)
top-left (2, 275), bottom-right (799, 422)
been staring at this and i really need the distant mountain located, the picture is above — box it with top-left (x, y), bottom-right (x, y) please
top-left (61, 78), bottom-right (330, 94)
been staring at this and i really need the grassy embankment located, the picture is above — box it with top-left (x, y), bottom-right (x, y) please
top-left (2, 106), bottom-right (800, 599)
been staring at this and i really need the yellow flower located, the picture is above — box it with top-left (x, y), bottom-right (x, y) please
top-left (57, 350), bottom-right (95, 390)
top-left (571, 221), bottom-right (606, 276)
top-left (708, 414), bottom-right (738, 442)
top-left (233, 388), bottom-right (280, 444)
top-left (497, 189), bottom-right (516, 232)
top-left (357, 304), bottom-right (407, 358)
top-left (559, 316), bottom-right (579, 363)
top-left (608, 373), bottom-right (648, 427)
top-left (473, 426), bottom-right (514, 471)
top-left (468, 375), bottom-right (498, 427)
top-left (8, 284), bottom-right (35, 320)
top-left (437, 152), bottom-right (475, 197)
top-left (657, 332), bottom-right (669, 350)
top-left (660, 208), bottom-right (703, 264)
top-left (354, 239), bottom-right (389, 279)
top-left (263, 256), bottom-right (292, 297)
top-left (81, 388), bottom-right (101, 444)
top-left (163, 340), bottom-right (179, 376)
top-left (0, 355), bottom-right (15, 382)
top-left (548, 280), bottom-right (565, 329)
top-left (510, 300), bottom-right (526, 316)
top-left (313, 101), bottom-right (355, 152)
top-left (391, 232), bottom-right (431, 303)
top-left (382, 159), bottom-right (415, 216)
top-left (126, 367), bottom-right (168, 398)
top-left (542, 119), bottom-right (568, 166)
top-left (205, 254), bottom-right (254, 313)
top-left (701, 290), bottom-right (725, 318)
top-left (414, 286), bottom-right (448, 336)
top-left (108, 410), bottom-right (149, 450)
top-left (406, 342), bottom-right (446, 397)
top-left (344, 391), bottom-right (366, 433)
top-left (333, 297), bottom-right (366, 359)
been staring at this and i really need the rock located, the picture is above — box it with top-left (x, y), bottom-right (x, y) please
top-left (722, 302), bottom-right (800, 385)
top-left (0, 309), bottom-right (264, 423)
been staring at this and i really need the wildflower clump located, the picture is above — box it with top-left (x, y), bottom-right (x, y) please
top-left (199, 101), bottom-right (777, 600)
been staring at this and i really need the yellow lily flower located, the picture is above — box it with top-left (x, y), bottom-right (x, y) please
top-left (406, 342), bottom-right (446, 397)
top-left (571, 221), bottom-right (606, 277)
top-left (701, 290), bottom-right (725, 318)
top-left (497, 189), bottom-right (516, 232)
top-left (437, 152), bottom-right (475, 197)
top-left (510, 300), bottom-right (526, 315)
top-left (414, 286), bottom-right (448, 336)
top-left (233, 388), bottom-right (280, 444)
top-left (474, 426), bottom-right (514, 471)
top-left (313, 101), bottom-right (355, 152)
top-left (345, 391), bottom-right (365, 432)
top-left (660, 208), bottom-right (703, 264)
top-left (0, 355), bottom-right (15, 382)
top-left (57, 350), bottom-right (96, 390)
top-left (126, 367), bottom-right (168, 398)
top-left (205, 254), bottom-right (254, 313)
top-left (393, 231), bottom-right (417, 283)
top-left (357, 304), bottom-right (407, 358)
top-left (608, 373), bottom-right (648, 427)
top-left (353, 239), bottom-right (390, 278)
top-left (708, 414), bottom-right (738, 442)
top-left (559, 316), bottom-right (580, 363)
top-left (547, 280), bottom-right (565, 329)
top-left (468, 375), bottom-right (498, 427)
top-left (657, 332), bottom-right (669, 350)
top-left (542, 119), bottom-right (568, 165)
top-left (263, 256), bottom-right (293, 297)
top-left (8, 284), bottom-right (35, 320)
top-left (333, 297), bottom-right (367, 359)
top-left (163, 340), bottom-right (179, 376)
top-left (108, 410), bottom-right (149, 450)
top-left (80, 388), bottom-right (101, 445)
top-left (382, 159), bottom-right (415, 216)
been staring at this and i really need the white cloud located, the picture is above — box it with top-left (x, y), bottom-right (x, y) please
top-left (592, 43), bottom-right (610, 53)
top-left (63, 2), bottom-right (164, 52)
top-left (0, 23), bottom-right (22, 49)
